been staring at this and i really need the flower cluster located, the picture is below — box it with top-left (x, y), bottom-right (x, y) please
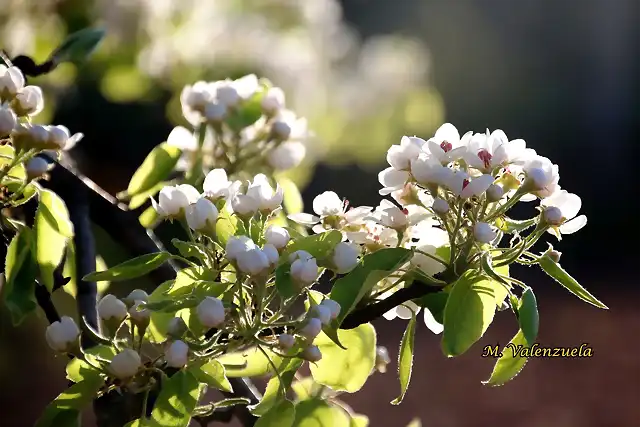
top-left (290, 123), bottom-right (587, 331)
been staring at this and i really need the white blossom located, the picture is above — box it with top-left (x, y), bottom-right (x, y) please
top-left (204, 102), bottom-right (227, 122)
top-left (541, 190), bottom-right (587, 234)
top-left (237, 248), bottom-right (270, 276)
top-left (125, 289), bottom-right (149, 305)
top-left (152, 184), bottom-right (200, 218)
top-left (128, 301), bottom-right (150, 324)
top-left (165, 340), bottom-right (189, 368)
top-left (474, 222), bottom-right (497, 244)
top-left (180, 81), bottom-right (213, 125)
top-left (0, 65), bottom-right (25, 98)
top-left (410, 227), bottom-right (449, 276)
top-left (432, 198), bottom-right (449, 215)
top-left (386, 135), bottom-right (425, 171)
top-left (262, 244), bottom-right (280, 266)
top-left (26, 157), bottom-right (49, 179)
top-left (331, 242), bottom-right (360, 273)
top-left (378, 167), bottom-right (410, 195)
top-left (424, 308), bottom-right (444, 334)
top-left (0, 104), bottom-right (16, 137)
top-left (212, 74), bottom-right (259, 108)
top-left (261, 87), bottom-right (286, 115)
top-left (97, 294), bottom-right (128, 322)
top-left (291, 255), bottom-right (319, 286)
top-left (14, 85), bottom-right (44, 116)
top-left (270, 109), bottom-right (308, 142)
top-left (319, 299), bottom-right (341, 320)
top-left (462, 129), bottom-right (533, 172)
top-left (203, 168), bottom-right (236, 201)
top-left (267, 141), bottom-right (306, 170)
top-left (45, 316), bottom-right (80, 352)
top-left (453, 174), bottom-right (495, 199)
top-left (186, 198), bottom-right (218, 232)
top-left (246, 174), bottom-right (284, 213)
top-left (289, 191), bottom-right (372, 234)
top-left (410, 153), bottom-right (451, 187)
top-left (47, 125), bottom-right (83, 151)
top-left (299, 317), bottom-right (322, 340)
top-left (383, 298), bottom-right (421, 321)
top-left (278, 333), bottom-right (295, 349)
top-left (264, 225), bottom-right (290, 249)
top-left (196, 297), bottom-right (226, 328)
top-left (424, 123), bottom-right (467, 164)
top-left (109, 349), bottom-right (142, 380)
top-left (225, 236), bottom-right (257, 262)
top-left (523, 155), bottom-right (560, 198)
top-left (231, 194), bottom-right (259, 217)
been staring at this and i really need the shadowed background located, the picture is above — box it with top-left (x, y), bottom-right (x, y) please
top-left (0, 0), bottom-right (638, 426)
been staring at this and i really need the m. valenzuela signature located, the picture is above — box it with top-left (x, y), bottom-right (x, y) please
top-left (482, 343), bottom-right (593, 358)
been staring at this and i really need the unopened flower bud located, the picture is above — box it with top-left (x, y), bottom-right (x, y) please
top-left (13, 85), bottom-right (44, 116)
top-left (0, 65), bottom-right (25, 98)
top-left (45, 316), bottom-right (80, 352)
top-left (486, 184), bottom-right (504, 202)
top-left (186, 197), bottom-right (219, 232)
top-left (109, 349), bottom-right (142, 380)
top-left (262, 244), bottom-right (280, 266)
top-left (261, 87), bottom-right (285, 115)
top-left (543, 206), bottom-right (563, 226)
top-left (167, 317), bottom-right (188, 338)
top-left (226, 236), bottom-right (257, 262)
top-left (264, 225), bottom-right (290, 250)
top-left (331, 242), bottom-right (360, 274)
top-left (29, 124), bottom-right (50, 147)
top-left (47, 125), bottom-right (71, 149)
top-left (547, 249), bottom-right (562, 263)
top-left (375, 346), bottom-right (391, 373)
top-left (272, 120), bottom-right (291, 141)
top-left (237, 248), bottom-right (270, 276)
top-left (0, 104), bottom-right (16, 137)
top-left (299, 317), bottom-right (322, 340)
top-left (291, 256), bottom-right (319, 286)
top-left (165, 340), bottom-right (189, 368)
top-left (267, 141), bottom-right (306, 171)
top-left (278, 333), bottom-right (296, 350)
top-left (26, 157), bottom-right (49, 179)
top-left (302, 345), bottom-right (322, 362)
top-left (231, 194), bottom-right (258, 218)
top-left (196, 297), bottom-right (225, 328)
top-left (432, 198), bottom-right (449, 215)
top-left (128, 301), bottom-right (151, 326)
top-left (319, 299), bottom-right (341, 320)
top-left (154, 184), bottom-right (200, 218)
top-left (311, 305), bottom-right (332, 326)
top-left (474, 222), bottom-right (497, 244)
top-left (215, 84), bottom-right (240, 108)
top-left (204, 102), bottom-right (227, 122)
top-left (125, 289), bottom-right (149, 306)
top-left (97, 294), bottom-right (128, 322)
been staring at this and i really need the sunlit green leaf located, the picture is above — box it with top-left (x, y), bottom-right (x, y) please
top-left (35, 376), bottom-right (104, 427)
top-left (215, 346), bottom-right (281, 378)
top-left (139, 205), bottom-right (159, 228)
top-left (83, 252), bottom-right (172, 282)
top-left (291, 378), bottom-right (319, 402)
top-left (283, 230), bottom-right (343, 260)
top-left (250, 356), bottom-right (302, 416)
top-left (292, 399), bottom-right (351, 427)
top-left (3, 227), bottom-right (38, 324)
top-left (128, 181), bottom-right (168, 210)
top-left (4, 180), bottom-right (38, 206)
top-left (391, 312), bottom-right (416, 405)
top-left (149, 371), bottom-right (203, 427)
top-left (126, 143), bottom-right (182, 197)
top-left (518, 288), bottom-right (539, 345)
top-left (351, 414), bottom-right (370, 427)
top-left (215, 207), bottom-right (238, 247)
top-left (66, 345), bottom-right (116, 383)
top-left (441, 271), bottom-right (497, 357)
top-left (482, 329), bottom-right (529, 386)
top-left (256, 400), bottom-right (296, 427)
top-left (188, 360), bottom-right (232, 393)
top-left (35, 189), bottom-right (72, 291)
top-left (49, 27), bottom-right (105, 65)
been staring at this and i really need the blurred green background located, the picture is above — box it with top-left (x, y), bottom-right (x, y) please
top-left (0, 1), bottom-right (638, 426)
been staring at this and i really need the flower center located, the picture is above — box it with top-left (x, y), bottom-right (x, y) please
top-left (477, 149), bottom-right (492, 169)
top-left (440, 141), bottom-right (453, 152)
top-left (402, 208), bottom-right (409, 215)
top-left (462, 179), bottom-right (470, 189)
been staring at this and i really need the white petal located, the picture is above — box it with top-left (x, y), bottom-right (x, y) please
top-left (559, 215), bottom-right (587, 234)
top-left (167, 126), bottom-right (197, 150)
top-left (383, 309), bottom-right (397, 321)
top-left (434, 123), bottom-right (460, 144)
top-left (520, 193), bottom-right (537, 202)
top-left (460, 174), bottom-right (494, 199)
top-left (396, 301), bottom-right (421, 319)
top-left (311, 224), bottom-right (327, 234)
top-left (345, 206), bottom-right (373, 223)
top-left (423, 309), bottom-right (444, 334)
top-left (561, 193), bottom-right (582, 220)
top-left (288, 213), bottom-right (320, 225)
top-left (378, 167), bottom-right (409, 189)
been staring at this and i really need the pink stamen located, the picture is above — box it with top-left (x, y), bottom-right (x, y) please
top-left (402, 208), bottom-right (409, 215)
top-left (477, 149), bottom-right (492, 169)
top-left (462, 179), bottom-right (470, 189)
top-left (440, 141), bottom-right (453, 152)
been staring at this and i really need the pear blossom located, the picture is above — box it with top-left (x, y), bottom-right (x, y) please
top-left (267, 141), bottom-right (306, 170)
top-left (463, 129), bottom-right (533, 173)
top-left (474, 222), bottom-right (497, 244)
top-left (319, 299), bottom-right (341, 320)
top-left (261, 86), bottom-right (286, 115)
top-left (13, 85), bottom-right (44, 116)
top-left (109, 349), bottom-right (142, 380)
top-left (165, 340), bottom-right (189, 368)
top-left (290, 254), bottom-right (319, 286)
top-left (310, 304), bottom-right (332, 326)
top-left (410, 227), bottom-right (449, 276)
top-left (424, 123), bottom-right (468, 164)
top-left (180, 81), bottom-right (213, 125)
top-left (186, 198), bottom-right (219, 232)
top-left (270, 109), bottom-right (308, 142)
top-left (540, 190), bottom-right (587, 235)
top-left (125, 289), bottom-right (149, 306)
top-left (390, 183), bottom-right (423, 206)
top-left (152, 184), bottom-right (200, 218)
top-left (45, 316), bottom-right (80, 352)
top-left (97, 294), bottom-right (128, 322)
top-left (346, 221), bottom-right (399, 248)
top-left (0, 104), bottom-right (16, 137)
top-left (204, 102), bottom-right (227, 122)
top-left (378, 167), bottom-right (410, 195)
top-left (423, 308), bottom-right (444, 334)
top-left (386, 135), bottom-right (426, 171)
top-left (302, 345), bottom-right (322, 362)
top-left (446, 173), bottom-right (495, 199)
top-left (370, 200), bottom-right (408, 230)
top-left (486, 184), bottom-right (505, 202)
top-left (288, 191), bottom-right (372, 234)
top-left (246, 174), bottom-right (284, 213)
top-left (330, 242), bottom-right (360, 273)
top-left (47, 125), bottom-right (83, 151)
top-left (26, 157), bottom-right (49, 179)
top-left (0, 65), bottom-right (25, 98)
top-left (299, 317), bottom-right (322, 340)
top-left (237, 248), bottom-right (270, 275)
top-left (225, 236), bottom-right (257, 262)
top-left (262, 244), bottom-right (280, 266)
top-left (264, 225), bottom-right (290, 249)
top-left (196, 297), bottom-right (225, 328)
top-left (278, 333), bottom-right (296, 349)
top-left (212, 74), bottom-right (259, 108)
top-left (383, 298), bottom-right (421, 321)
top-left (432, 198), bottom-right (449, 215)
top-left (410, 153), bottom-right (451, 187)
top-left (231, 194), bottom-right (259, 217)
top-left (523, 155), bottom-right (560, 198)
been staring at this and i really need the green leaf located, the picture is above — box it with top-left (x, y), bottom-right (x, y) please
top-left (482, 329), bottom-right (529, 386)
top-left (215, 207), bottom-right (238, 246)
top-left (518, 288), bottom-right (539, 345)
top-left (4, 180), bottom-right (38, 206)
top-left (279, 177), bottom-right (303, 214)
top-left (256, 400), bottom-right (296, 427)
top-left (215, 346), bottom-right (279, 378)
top-left (310, 323), bottom-right (376, 393)
top-left (35, 376), bottom-right (104, 427)
top-left (330, 248), bottom-right (412, 327)
top-left (35, 189), bottom-right (73, 291)
top-left (441, 271), bottom-right (497, 357)
top-left (188, 360), bottom-right (233, 392)
top-left (283, 230), bottom-right (343, 259)
top-left (66, 345), bottom-right (116, 383)
top-left (3, 227), bottom-right (38, 324)
top-left (391, 312), bottom-right (416, 405)
top-left (351, 414), bottom-right (370, 427)
top-left (291, 378), bottom-right (319, 401)
top-left (479, 253), bottom-right (511, 307)
top-left (83, 252), bottom-right (172, 282)
top-left (49, 27), bottom-right (105, 65)
top-left (149, 371), bottom-right (203, 427)
top-left (126, 143), bottom-right (182, 197)
top-left (275, 263), bottom-right (297, 300)
top-left (292, 399), bottom-right (351, 427)
top-left (538, 252), bottom-right (607, 309)
top-left (226, 83), bottom-right (268, 131)
top-left (495, 217), bottom-right (537, 234)
top-left (250, 357), bottom-right (302, 416)
top-left (166, 266), bottom-right (221, 296)
top-left (128, 181), bottom-right (168, 210)
top-left (139, 205), bottom-right (159, 228)
top-left (0, 146), bottom-right (26, 181)
top-left (171, 239), bottom-right (209, 264)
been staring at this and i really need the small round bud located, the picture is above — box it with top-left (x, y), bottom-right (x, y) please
top-left (165, 340), bottom-right (189, 368)
top-left (298, 317), bottom-right (322, 340)
top-left (167, 317), bottom-right (188, 339)
top-left (226, 236), bottom-right (257, 262)
top-left (97, 294), bottom-right (128, 322)
top-left (375, 346), bottom-right (391, 373)
top-left (264, 225), bottom-right (290, 249)
top-left (272, 120), bottom-right (291, 140)
top-left (486, 184), bottom-right (504, 202)
top-left (196, 297), bottom-right (225, 328)
top-left (547, 250), bottom-right (562, 263)
top-left (186, 197), bottom-right (219, 232)
top-left (543, 206), bottom-right (563, 226)
top-left (261, 87), bottom-right (285, 115)
top-left (25, 157), bottom-right (49, 179)
top-left (267, 141), bottom-right (306, 171)
top-left (473, 222), bottom-right (497, 244)
top-left (128, 301), bottom-right (151, 326)
top-left (109, 349), bottom-right (142, 380)
top-left (301, 345), bottom-right (322, 362)
top-left (432, 198), bottom-right (449, 215)
top-left (231, 194), bottom-right (259, 218)
top-left (291, 256), bottom-right (319, 287)
top-left (13, 85), bottom-right (44, 116)
top-left (0, 104), bottom-right (17, 137)
top-left (47, 125), bottom-right (71, 149)
top-left (278, 333), bottom-right (296, 350)
top-left (204, 102), bottom-right (227, 122)
top-left (319, 299), bottom-right (341, 320)
top-left (0, 65), bottom-right (25, 98)
top-left (125, 289), bottom-right (149, 306)
top-left (330, 242), bottom-right (359, 274)
top-left (236, 248), bottom-right (270, 276)
top-left (311, 305), bottom-right (332, 326)
top-left (215, 84), bottom-right (240, 108)
top-left (45, 316), bottom-right (80, 353)
top-left (262, 244), bottom-right (280, 266)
